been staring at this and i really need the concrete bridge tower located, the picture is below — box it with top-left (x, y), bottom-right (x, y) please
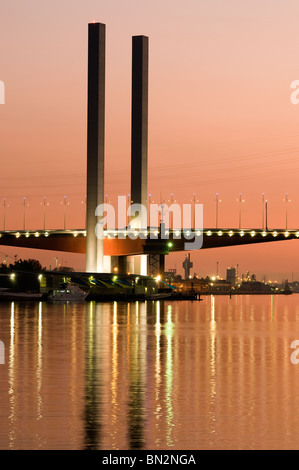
top-left (85, 23), bottom-right (106, 273)
top-left (127, 35), bottom-right (149, 276)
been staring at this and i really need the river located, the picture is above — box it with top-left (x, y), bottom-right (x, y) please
top-left (1, 295), bottom-right (299, 450)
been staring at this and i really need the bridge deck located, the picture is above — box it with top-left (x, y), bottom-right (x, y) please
top-left (0, 228), bottom-right (297, 255)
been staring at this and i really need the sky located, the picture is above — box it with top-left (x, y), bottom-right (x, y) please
top-left (1, 0), bottom-right (299, 279)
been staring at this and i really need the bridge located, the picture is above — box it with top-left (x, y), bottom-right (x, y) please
top-left (1, 22), bottom-right (297, 277)
top-left (0, 227), bottom-right (297, 275)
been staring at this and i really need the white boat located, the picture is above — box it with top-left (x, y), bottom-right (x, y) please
top-left (47, 283), bottom-right (88, 301)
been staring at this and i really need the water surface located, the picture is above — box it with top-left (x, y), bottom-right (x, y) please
top-left (1, 295), bottom-right (299, 450)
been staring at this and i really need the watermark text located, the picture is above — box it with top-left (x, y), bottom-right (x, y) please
top-left (290, 340), bottom-right (299, 364)
top-left (95, 197), bottom-right (203, 250)
top-left (0, 340), bottom-right (4, 364)
top-left (290, 80), bottom-right (299, 104)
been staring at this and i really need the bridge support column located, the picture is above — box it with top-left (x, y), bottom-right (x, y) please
top-left (159, 254), bottom-right (165, 277)
top-left (86, 22), bottom-right (107, 273)
top-left (117, 256), bottom-right (127, 275)
top-left (126, 255), bottom-right (148, 276)
top-left (129, 35), bottom-right (149, 276)
top-left (148, 254), bottom-right (165, 278)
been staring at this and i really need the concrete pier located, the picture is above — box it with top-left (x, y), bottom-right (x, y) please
top-left (86, 23), bottom-right (106, 273)
top-left (130, 35), bottom-right (149, 275)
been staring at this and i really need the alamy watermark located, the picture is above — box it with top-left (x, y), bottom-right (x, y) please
top-left (290, 80), bottom-right (299, 104)
top-left (95, 197), bottom-right (203, 250)
top-left (0, 81), bottom-right (4, 104)
top-left (290, 340), bottom-right (299, 365)
top-left (0, 340), bottom-right (4, 365)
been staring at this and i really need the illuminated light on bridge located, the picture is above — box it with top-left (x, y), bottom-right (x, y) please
top-left (2, 228), bottom-right (299, 261)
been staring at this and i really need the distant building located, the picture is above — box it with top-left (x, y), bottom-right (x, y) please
top-left (238, 280), bottom-right (273, 294)
top-left (241, 271), bottom-right (257, 282)
top-left (226, 267), bottom-right (237, 286)
top-left (164, 269), bottom-right (177, 284)
top-left (183, 253), bottom-right (193, 280)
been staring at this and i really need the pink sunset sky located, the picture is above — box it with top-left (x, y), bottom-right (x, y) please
top-left (1, 0), bottom-right (299, 280)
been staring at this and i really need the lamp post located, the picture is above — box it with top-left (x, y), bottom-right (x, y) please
top-left (127, 194), bottom-right (131, 228)
top-left (62, 196), bottom-right (70, 230)
top-left (168, 193), bottom-right (176, 229)
top-left (23, 197), bottom-right (29, 231)
top-left (193, 193), bottom-right (196, 229)
top-left (3, 198), bottom-right (7, 230)
top-left (191, 193), bottom-right (199, 229)
top-left (238, 193), bottom-right (245, 229)
top-left (284, 193), bottom-right (290, 230)
top-left (81, 194), bottom-right (87, 225)
top-left (215, 193), bottom-right (221, 229)
top-left (40, 196), bottom-right (49, 230)
top-left (262, 193), bottom-right (265, 229)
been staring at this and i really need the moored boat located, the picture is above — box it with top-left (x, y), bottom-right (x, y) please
top-left (47, 283), bottom-right (88, 301)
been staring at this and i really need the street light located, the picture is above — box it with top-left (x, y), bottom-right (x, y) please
top-left (262, 193), bottom-right (265, 229)
top-left (168, 193), bottom-right (177, 229)
top-left (40, 196), bottom-right (49, 230)
top-left (189, 193), bottom-right (200, 229)
top-left (127, 194), bottom-right (131, 228)
top-left (61, 196), bottom-right (70, 230)
top-left (237, 193), bottom-right (245, 229)
top-left (215, 193), bottom-right (221, 229)
top-left (3, 198), bottom-right (9, 231)
top-left (284, 193), bottom-right (290, 230)
top-left (23, 197), bottom-right (29, 231)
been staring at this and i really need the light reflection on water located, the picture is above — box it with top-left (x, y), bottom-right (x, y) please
top-left (1, 296), bottom-right (299, 449)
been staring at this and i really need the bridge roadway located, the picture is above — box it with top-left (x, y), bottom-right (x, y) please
top-left (0, 228), bottom-right (298, 256)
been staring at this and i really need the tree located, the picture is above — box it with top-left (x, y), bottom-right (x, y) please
top-left (0, 263), bottom-right (9, 273)
top-left (10, 258), bottom-right (46, 272)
